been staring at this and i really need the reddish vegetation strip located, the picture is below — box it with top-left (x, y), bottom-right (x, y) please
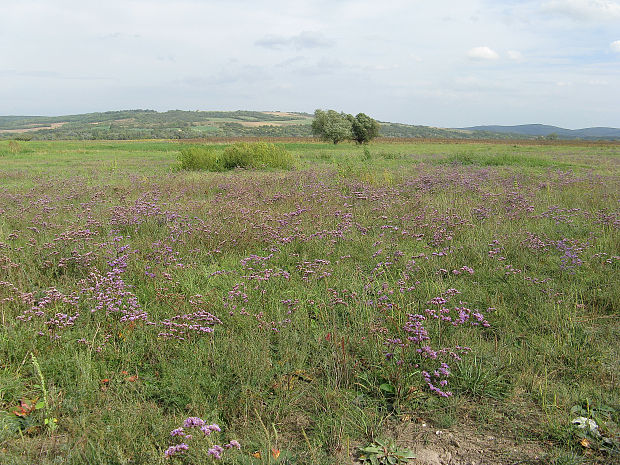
top-left (174, 136), bottom-right (620, 146)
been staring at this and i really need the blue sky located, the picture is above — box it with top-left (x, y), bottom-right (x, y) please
top-left (1, 0), bottom-right (619, 128)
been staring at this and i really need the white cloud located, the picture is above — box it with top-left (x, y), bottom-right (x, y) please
top-left (542, 0), bottom-right (620, 21)
top-left (507, 50), bottom-right (523, 60)
top-left (255, 31), bottom-right (332, 50)
top-left (467, 46), bottom-right (499, 60)
top-left (611, 40), bottom-right (620, 52)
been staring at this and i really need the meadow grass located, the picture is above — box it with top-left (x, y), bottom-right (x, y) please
top-left (0, 139), bottom-right (618, 464)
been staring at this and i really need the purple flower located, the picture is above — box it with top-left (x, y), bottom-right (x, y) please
top-left (201, 423), bottom-right (221, 435)
top-left (183, 417), bottom-right (205, 428)
top-left (207, 444), bottom-right (224, 459)
top-left (164, 443), bottom-right (189, 457)
top-left (225, 440), bottom-right (241, 450)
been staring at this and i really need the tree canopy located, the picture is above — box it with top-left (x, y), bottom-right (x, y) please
top-left (311, 109), bottom-right (380, 144)
top-left (311, 110), bottom-right (353, 144)
top-left (349, 113), bottom-right (381, 144)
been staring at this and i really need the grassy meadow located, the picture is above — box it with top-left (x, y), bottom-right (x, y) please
top-left (0, 139), bottom-right (619, 464)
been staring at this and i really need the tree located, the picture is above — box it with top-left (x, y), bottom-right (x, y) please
top-left (311, 109), bottom-right (353, 144)
top-left (311, 109), bottom-right (381, 144)
top-left (349, 113), bottom-right (381, 144)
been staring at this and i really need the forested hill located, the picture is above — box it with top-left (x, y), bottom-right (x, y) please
top-left (1, 110), bottom-right (618, 140)
top-left (461, 124), bottom-right (620, 140)
top-left (0, 110), bottom-right (314, 140)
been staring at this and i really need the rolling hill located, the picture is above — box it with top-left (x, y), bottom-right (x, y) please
top-left (461, 124), bottom-right (620, 140)
top-left (1, 110), bottom-right (619, 140)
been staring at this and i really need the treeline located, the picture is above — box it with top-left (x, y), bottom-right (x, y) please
top-left (3, 123), bottom-right (314, 141)
top-left (0, 122), bottom-right (531, 141)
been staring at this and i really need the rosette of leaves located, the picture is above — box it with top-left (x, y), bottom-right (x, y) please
top-left (358, 439), bottom-right (416, 465)
top-left (570, 403), bottom-right (620, 456)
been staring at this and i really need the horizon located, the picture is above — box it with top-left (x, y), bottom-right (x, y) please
top-left (1, 108), bottom-right (619, 131)
top-left (2, 1), bottom-right (619, 128)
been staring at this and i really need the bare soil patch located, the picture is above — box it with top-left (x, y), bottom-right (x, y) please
top-left (262, 111), bottom-right (301, 117)
top-left (0, 122), bottom-right (66, 133)
top-left (390, 420), bottom-right (547, 465)
top-left (236, 120), bottom-right (304, 127)
top-left (348, 413), bottom-right (551, 465)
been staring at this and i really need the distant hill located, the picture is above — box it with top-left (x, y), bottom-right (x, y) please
top-left (1, 110), bottom-right (619, 140)
top-left (0, 110), bottom-right (316, 140)
top-left (461, 124), bottom-right (620, 140)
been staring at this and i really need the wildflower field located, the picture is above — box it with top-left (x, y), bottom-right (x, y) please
top-left (0, 140), bottom-right (618, 464)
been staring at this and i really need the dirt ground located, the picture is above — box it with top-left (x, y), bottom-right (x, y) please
top-left (348, 415), bottom-right (618, 465)
top-left (388, 420), bottom-right (547, 465)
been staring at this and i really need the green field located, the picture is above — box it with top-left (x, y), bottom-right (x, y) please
top-left (0, 139), bottom-right (619, 464)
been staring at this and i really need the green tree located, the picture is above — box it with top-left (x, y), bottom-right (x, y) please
top-left (349, 113), bottom-right (381, 144)
top-left (311, 109), bottom-right (353, 144)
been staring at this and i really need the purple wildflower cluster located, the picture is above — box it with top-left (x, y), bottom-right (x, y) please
top-left (14, 238), bottom-right (222, 346)
top-left (164, 418), bottom-right (240, 460)
top-left (555, 238), bottom-right (585, 272)
top-left (382, 288), bottom-right (488, 397)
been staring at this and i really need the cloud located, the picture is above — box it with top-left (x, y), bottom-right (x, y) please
top-left (507, 50), bottom-right (523, 60)
top-left (0, 69), bottom-right (106, 80)
top-left (542, 0), bottom-right (620, 21)
top-left (255, 31), bottom-right (332, 50)
top-left (101, 32), bottom-right (141, 40)
top-left (467, 46), bottom-right (499, 60)
top-left (611, 40), bottom-right (620, 52)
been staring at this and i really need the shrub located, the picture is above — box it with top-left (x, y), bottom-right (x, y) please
top-left (177, 147), bottom-right (221, 171)
top-left (221, 142), bottom-right (293, 170)
top-left (8, 141), bottom-right (21, 154)
top-left (177, 143), bottom-right (293, 172)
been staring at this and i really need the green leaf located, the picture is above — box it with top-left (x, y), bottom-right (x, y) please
top-left (361, 445), bottom-right (381, 451)
top-left (379, 383), bottom-right (395, 394)
top-left (571, 405), bottom-right (586, 415)
top-left (35, 401), bottom-right (45, 410)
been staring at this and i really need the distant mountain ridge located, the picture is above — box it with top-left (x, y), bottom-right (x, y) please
top-left (460, 124), bottom-right (620, 140)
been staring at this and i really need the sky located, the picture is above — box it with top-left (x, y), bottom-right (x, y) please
top-left (1, 0), bottom-right (619, 128)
